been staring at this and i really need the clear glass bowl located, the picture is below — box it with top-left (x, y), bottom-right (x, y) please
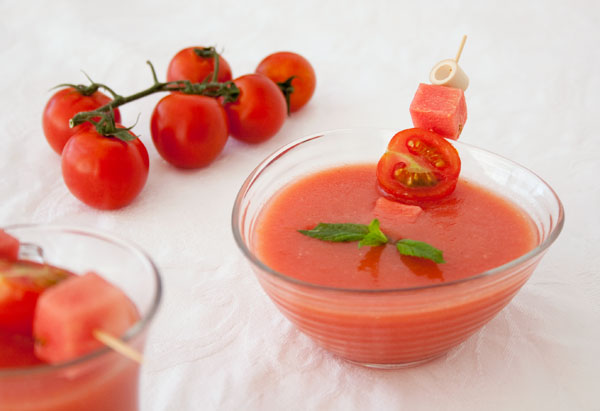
top-left (0, 225), bottom-right (162, 411)
top-left (232, 128), bottom-right (564, 368)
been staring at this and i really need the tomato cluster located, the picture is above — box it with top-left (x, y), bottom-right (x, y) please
top-left (42, 48), bottom-right (316, 210)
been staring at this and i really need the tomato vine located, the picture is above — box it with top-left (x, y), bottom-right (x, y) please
top-left (68, 49), bottom-right (239, 141)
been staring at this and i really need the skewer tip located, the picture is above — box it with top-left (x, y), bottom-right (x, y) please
top-left (455, 35), bottom-right (468, 63)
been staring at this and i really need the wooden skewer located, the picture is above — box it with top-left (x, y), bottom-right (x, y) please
top-left (93, 329), bottom-right (144, 364)
top-left (454, 35), bottom-right (467, 63)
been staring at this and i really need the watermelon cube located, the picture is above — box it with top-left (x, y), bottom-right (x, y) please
top-left (33, 272), bottom-right (139, 364)
top-left (409, 83), bottom-right (467, 140)
top-left (0, 229), bottom-right (19, 261)
top-left (374, 197), bottom-right (423, 224)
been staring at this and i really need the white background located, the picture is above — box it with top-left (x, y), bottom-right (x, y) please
top-left (1, 0), bottom-right (599, 409)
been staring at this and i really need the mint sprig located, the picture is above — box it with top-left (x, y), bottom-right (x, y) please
top-left (298, 218), bottom-right (445, 264)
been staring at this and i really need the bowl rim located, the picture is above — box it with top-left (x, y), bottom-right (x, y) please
top-left (0, 224), bottom-right (162, 377)
top-left (231, 127), bottom-right (565, 294)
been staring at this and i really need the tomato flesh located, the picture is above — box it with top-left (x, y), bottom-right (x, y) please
top-left (0, 229), bottom-right (19, 261)
top-left (376, 128), bottom-right (461, 204)
top-left (0, 259), bottom-right (73, 334)
top-left (0, 331), bottom-right (41, 368)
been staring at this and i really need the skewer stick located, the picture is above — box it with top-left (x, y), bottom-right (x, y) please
top-left (93, 329), bottom-right (144, 364)
top-left (454, 35), bottom-right (467, 63)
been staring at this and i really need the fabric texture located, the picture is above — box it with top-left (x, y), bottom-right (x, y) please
top-left (1, 0), bottom-right (598, 409)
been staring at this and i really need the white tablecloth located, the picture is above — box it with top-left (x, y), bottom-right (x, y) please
top-left (2, 0), bottom-right (599, 409)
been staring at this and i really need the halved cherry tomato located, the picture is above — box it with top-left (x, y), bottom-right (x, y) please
top-left (42, 87), bottom-right (121, 155)
top-left (255, 51), bottom-right (316, 112)
top-left (376, 128), bottom-right (461, 204)
top-left (0, 259), bottom-right (72, 334)
top-left (61, 127), bottom-right (149, 210)
top-left (166, 47), bottom-right (232, 84)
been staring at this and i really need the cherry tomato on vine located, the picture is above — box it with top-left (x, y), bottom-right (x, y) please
top-left (166, 47), bottom-right (232, 84)
top-left (255, 51), bottom-right (316, 113)
top-left (150, 94), bottom-right (229, 168)
top-left (222, 74), bottom-right (287, 144)
top-left (376, 128), bottom-right (461, 204)
top-left (61, 127), bottom-right (149, 210)
top-left (42, 87), bottom-right (121, 155)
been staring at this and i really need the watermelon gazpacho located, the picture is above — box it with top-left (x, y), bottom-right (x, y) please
top-left (250, 158), bottom-right (539, 365)
top-left (0, 226), bottom-right (153, 411)
top-left (233, 126), bottom-right (559, 367)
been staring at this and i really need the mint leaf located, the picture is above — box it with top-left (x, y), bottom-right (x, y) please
top-left (299, 223), bottom-right (369, 242)
top-left (358, 219), bottom-right (388, 248)
top-left (396, 239), bottom-right (445, 264)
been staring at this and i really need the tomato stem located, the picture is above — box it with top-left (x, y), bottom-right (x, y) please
top-left (69, 60), bottom-right (239, 140)
top-left (193, 47), bottom-right (220, 83)
top-left (276, 76), bottom-right (295, 115)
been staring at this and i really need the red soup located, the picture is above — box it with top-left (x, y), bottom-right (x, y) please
top-left (252, 164), bottom-right (538, 365)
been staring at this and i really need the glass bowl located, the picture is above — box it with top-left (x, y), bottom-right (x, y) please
top-left (232, 128), bottom-right (564, 368)
top-left (0, 225), bottom-right (162, 411)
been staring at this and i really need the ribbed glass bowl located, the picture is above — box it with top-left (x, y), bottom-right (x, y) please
top-left (232, 128), bottom-right (564, 368)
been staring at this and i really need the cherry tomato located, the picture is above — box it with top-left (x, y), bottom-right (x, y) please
top-left (376, 128), bottom-right (461, 204)
top-left (0, 259), bottom-right (72, 335)
top-left (151, 94), bottom-right (229, 168)
top-left (166, 47), bottom-right (232, 84)
top-left (61, 127), bottom-right (149, 210)
top-left (255, 51), bottom-right (316, 112)
top-left (222, 74), bottom-right (287, 144)
top-left (42, 87), bottom-right (121, 155)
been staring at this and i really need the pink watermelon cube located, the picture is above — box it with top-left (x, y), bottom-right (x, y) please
top-left (0, 229), bottom-right (19, 261)
top-left (409, 83), bottom-right (467, 140)
top-left (374, 197), bottom-right (423, 224)
top-left (33, 272), bottom-right (139, 364)
top-left (373, 197), bottom-right (423, 240)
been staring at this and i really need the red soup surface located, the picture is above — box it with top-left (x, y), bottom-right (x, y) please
top-left (252, 164), bottom-right (539, 365)
top-left (255, 164), bottom-right (537, 289)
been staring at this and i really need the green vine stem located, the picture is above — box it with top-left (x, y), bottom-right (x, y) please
top-left (276, 76), bottom-right (295, 115)
top-left (193, 47), bottom-right (220, 83)
top-left (69, 53), bottom-right (239, 141)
